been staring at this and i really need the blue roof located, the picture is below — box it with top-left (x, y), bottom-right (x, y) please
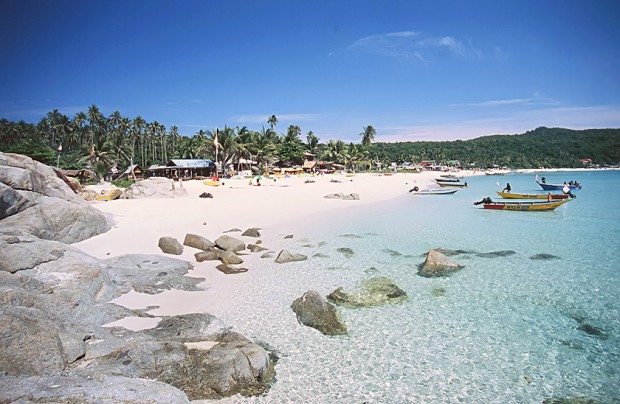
top-left (167, 159), bottom-right (214, 168)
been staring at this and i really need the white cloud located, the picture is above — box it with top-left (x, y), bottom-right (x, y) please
top-left (348, 31), bottom-right (471, 61)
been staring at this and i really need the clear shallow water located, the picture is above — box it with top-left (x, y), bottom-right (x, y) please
top-left (205, 171), bottom-right (620, 403)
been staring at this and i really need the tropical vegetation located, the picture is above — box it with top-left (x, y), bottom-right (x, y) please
top-left (1, 105), bottom-right (619, 181)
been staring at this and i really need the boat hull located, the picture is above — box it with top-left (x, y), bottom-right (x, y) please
top-left (437, 182), bottom-right (467, 188)
top-left (496, 191), bottom-right (568, 200)
top-left (536, 181), bottom-right (582, 191)
top-left (483, 199), bottom-right (570, 211)
top-left (412, 189), bottom-right (458, 195)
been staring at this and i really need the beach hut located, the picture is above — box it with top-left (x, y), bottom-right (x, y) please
top-left (114, 164), bottom-right (143, 181)
top-left (145, 159), bottom-right (215, 179)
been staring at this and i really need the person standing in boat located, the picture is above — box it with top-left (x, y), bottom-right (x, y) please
top-left (502, 183), bottom-right (511, 193)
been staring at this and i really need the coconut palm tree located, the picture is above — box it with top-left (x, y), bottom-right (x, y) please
top-left (79, 137), bottom-right (116, 182)
top-left (360, 125), bottom-right (376, 147)
top-left (250, 127), bottom-right (278, 173)
top-left (268, 114), bottom-right (278, 130)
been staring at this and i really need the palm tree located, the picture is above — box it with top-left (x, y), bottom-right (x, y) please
top-left (250, 127), bottom-right (278, 173)
top-left (360, 125), bottom-right (376, 147)
top-left (79, 137), bottom-right (116, 182)
top-left (87, 104), bottom-right (105, 145)
top-left (46, 109), bottom-right (62, 147)
top-left (169, 125), bottom-right (179, 158)
top-left (268, 114), bottom-right (278, 130)
top-left (305, 131), bottom-right (319, 155)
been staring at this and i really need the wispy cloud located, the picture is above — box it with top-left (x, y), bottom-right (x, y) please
top-left (453, 92), bottom-right (560, 107)
top-left (348, 31), bottom-right (471, 61)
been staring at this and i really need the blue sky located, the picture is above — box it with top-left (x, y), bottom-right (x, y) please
top-left (1, 0), bottom-right (619, 142)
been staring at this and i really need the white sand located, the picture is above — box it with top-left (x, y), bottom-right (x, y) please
top-left (74, 171), bottom-right (474, 329)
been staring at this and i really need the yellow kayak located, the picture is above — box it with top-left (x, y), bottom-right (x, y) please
top-left (96, 188), bottom-right (123, 201)
top-left (203, 180), bottom-right (220, 186)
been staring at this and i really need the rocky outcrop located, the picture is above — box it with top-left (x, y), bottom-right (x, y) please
top-left (122, 177), bottom-right (188, 199)
top-left (418, 249), bottom-right (464, 277)
top-left (0, 236), bottom-right (275, 401)
top-left (327, 277), bottom-right (407, 308)
top-left (0, 153), bottom-right (112, 243)
top-left (275, 250), bottom-right (308, 264)
top-left (291, 290), bottom-right (347, 336)
top-left (158, 236), bottom-right (184, 255)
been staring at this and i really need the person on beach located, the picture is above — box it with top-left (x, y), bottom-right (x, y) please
top-left (502, 183), bottom-right (511, 193)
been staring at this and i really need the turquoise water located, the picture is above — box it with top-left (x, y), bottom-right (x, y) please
top-left (210, 171), bottom-right (620, 403)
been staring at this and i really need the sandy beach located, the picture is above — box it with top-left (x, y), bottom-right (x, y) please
top-left (74, 171), bottom-right (460, 329)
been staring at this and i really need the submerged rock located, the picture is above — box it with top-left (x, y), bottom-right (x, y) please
top-left (542, 396), bottom-right (606, 404)
top-left (291, 290), bottom-right (347, 336)
top-left (327, 277), bottom-right (407, 308)
top-left (475, 250), bottom-right (516, 258)
top-left (418, 249), bottom-right (464, 278)
top-left (275, 250), bottom-right (307, 264)
top-left (530, 253), bottom-right (561, 260)
top-left (337, 247), bottom-right (354, 258)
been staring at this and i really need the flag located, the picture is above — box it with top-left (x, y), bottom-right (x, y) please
top-left (58, 144), bottom-right (63, 152)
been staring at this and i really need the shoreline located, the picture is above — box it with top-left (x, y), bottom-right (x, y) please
top-left (73, 167), bottom-right (596, 329)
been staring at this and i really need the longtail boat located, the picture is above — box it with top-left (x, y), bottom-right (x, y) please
top-left (435, 177), bottom-right (460, 183)
top-left (482, 199), bottom-right (570, 211)
top-left (496, 191), bottom-right (569, 200)
top-left (437, 181), bottom-right (468, 188)
top-left (411, 188), bottom-right (459, 195)
top-left (535, 176), bottom-right (582, 191)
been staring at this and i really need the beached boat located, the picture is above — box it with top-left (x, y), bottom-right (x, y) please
top-left (481, 199), bottom-right (570, 211)
top-left (496, 191), bottom-right (569, 200)
top-left (436, 181), bottom-right (467, 188)
top-left (203, 180), bottom-right (221, 186)
top-left (411, 188), bottom-right (459, 195)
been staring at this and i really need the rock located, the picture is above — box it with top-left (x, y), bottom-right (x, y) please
top-left (475, 250), bottom-right (516, 258)
top-left (418, 249), bottom-right (464, 277)
top-left (218, 250), bottom-right (244, 265)
top-left (122, 177), bottom-right (188, 199)
top-left (241, 227), bottom-right (261, 237)
top-left (275, 250), bottom-right (307, 264)
top-left (214, 235), bottom-right (245, 252)
top-left (434, 248), bottom-right (475, 256)
top-left (291, 290), bottom-right (348, 336)
top-left (0, 375), bottom-right (191, 403)
top-left (323, 192), bottom-right (359, 200)
top-left (382, 248), bottom-right (403, 257)
top-left (224, 228), bottom-right (242, 233)
top-left (260, 251), bottom-right (275, 259)
top-left (0, 235), bottom-right (66, 273)
top-left (195, 250), bottom-right (219, 262)
top-left (542, 396), bottom-right (606, 404)
top-left (248, 244), bottom-right (268, 253)
top-left (216, 264), bottom-right (249, 274)
top-left (284, 234), bottom-right (293, 239)
top-left (327, 277), bottom-right (407, 308)
top-left (183, 233), bottom-right (215, 251)
top-left (530, 253), bottom-right (561, 260)
top-left (337, 247), bottom-right (354, 258)
top-left (158, 236), bottom-right (184, 255)
top-left (0, 153), bottom-right (111, 243)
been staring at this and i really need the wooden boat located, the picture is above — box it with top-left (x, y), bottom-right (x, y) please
top-left (437, 181), bottom-right (467, 188)
top-left (482, 199), bottom-right (570, 211)
top-left (536, 180), bottom-right (581, 191)
top-left (435, 177), bottom-right (460, 183)
top-left (496, 191), bottom-right (569, 200)
top-left (411, 188), bottom-right (459, 195)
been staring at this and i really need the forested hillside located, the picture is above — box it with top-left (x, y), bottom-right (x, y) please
top-left (371, 127), bottom-right (620, 168)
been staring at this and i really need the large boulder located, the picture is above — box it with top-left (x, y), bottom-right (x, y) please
top-left (123, 177), bottom-right (188, 199)
top-left (214, 234), bottom-right (245, 252)
top-left (291, 290), bottom-right (348, 336)
top-left (327, 277), bottom-right (407, 308)
top-left (0, 375), bottom-right (190, 403)
top-left (158, 236), bottom-right (184, 255)
top-left (418, 249), bottom-right (464, 277)
top-left (183, 233), bottom-right (215, 251)
top-left (0, 235), bottom-right (275, 401)
top-left (0, 153), bottom-right (112, 243)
